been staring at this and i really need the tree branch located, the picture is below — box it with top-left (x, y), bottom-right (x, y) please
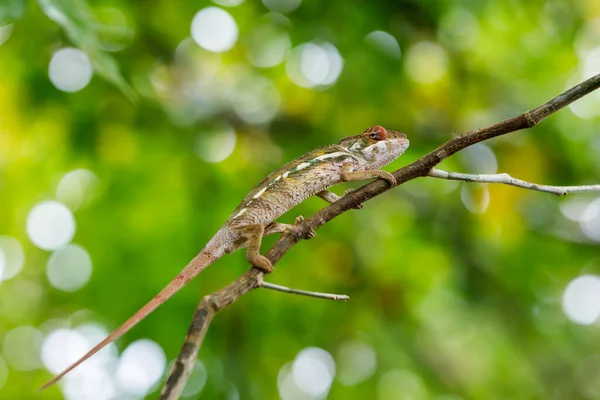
top-left (159, 73), bottom-right (600, 399)
top-left (261, 281), bottom-right (350, 301)
top-left (429, 168), bottom-right (600, 196)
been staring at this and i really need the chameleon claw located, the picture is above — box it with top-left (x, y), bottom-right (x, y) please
top-left (343, 188), bottom-right (364, 209)
top-left (294, 215), bottom-right (316, 239)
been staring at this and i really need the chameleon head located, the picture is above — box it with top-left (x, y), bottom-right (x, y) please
top-left (339, 126), bottom-right (410, 169)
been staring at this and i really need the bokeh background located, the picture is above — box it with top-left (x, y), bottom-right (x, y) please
top-left (1, 0), bottom-right (600, 399)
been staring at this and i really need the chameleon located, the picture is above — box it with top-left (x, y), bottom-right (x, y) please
top-left (40, 125), bottom-right (409, 390)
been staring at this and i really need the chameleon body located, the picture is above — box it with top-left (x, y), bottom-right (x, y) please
top-left (40, 126), bottom-right (409, 389)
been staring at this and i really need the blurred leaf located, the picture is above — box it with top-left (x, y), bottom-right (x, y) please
top-left (0, 0), bottom-right (25, 24)
top-left (37, 0), bottom-right (137, 102)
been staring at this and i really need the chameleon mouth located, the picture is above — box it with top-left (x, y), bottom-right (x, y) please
top-left (385, 128), bottom-right (408, 140)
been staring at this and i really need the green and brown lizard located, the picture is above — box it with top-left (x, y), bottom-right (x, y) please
top-left (40, 125), bottom-right (409, 389)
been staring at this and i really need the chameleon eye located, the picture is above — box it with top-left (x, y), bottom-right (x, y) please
top-left (364, 126), bottom-right (386, 141)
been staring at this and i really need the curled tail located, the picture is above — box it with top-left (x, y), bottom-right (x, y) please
top-left (39, 233), bottom-right (228, 391)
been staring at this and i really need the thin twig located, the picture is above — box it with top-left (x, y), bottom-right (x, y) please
top-left (429, 168), bottom-right (600, 196)
top-left (160, 73), bottom-right (600, 399)
top-left (261, 281), bottom-right (350, 301)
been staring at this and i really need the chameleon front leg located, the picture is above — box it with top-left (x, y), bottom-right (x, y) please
top-left (237, 224), bottom-right (273, 273)
top-left (264, 222), bottom-right (294, 235)
top-left (340, 163), bottom-right (397, 186)
top-left (265, 217), bottom-right (316, 239)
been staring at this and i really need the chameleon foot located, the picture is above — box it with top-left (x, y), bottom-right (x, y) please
top-left (295, 215), bottom-right (316, 239)
top-left (343, 188), bottom-right (363, 210)
top-left (248, 253), bottom-right (273, 273)
top-left (378, 171), bottom-right (397, 187)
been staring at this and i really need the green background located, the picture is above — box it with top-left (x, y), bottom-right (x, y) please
top-left (1, 0), bottom-right (600, 399)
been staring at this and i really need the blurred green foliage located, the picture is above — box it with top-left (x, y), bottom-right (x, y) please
top-left (1, 0), bottom-right (600, 399)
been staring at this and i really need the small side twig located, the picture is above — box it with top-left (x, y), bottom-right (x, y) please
top-left (429, 168), bottom-right (600, 196)
top-left (261, 281), bottom-right (350, 301)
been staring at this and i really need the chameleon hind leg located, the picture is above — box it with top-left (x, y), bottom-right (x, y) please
top-left (236, 224), bottom-right (273, 273)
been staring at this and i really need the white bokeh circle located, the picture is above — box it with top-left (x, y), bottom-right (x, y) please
top-left (48, 48), bottom-right (93, 93)
top-left (26, 201), bottom-right (76, 251)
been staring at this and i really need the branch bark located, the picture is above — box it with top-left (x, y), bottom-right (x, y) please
top-left (159, 73), bottom-right (600, 399)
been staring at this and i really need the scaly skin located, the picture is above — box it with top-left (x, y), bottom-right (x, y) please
top-left (39, 126), bottom-right (409, 390)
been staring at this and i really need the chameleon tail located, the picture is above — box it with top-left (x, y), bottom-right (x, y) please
top-left (39, 232), bottom-right (229, 391)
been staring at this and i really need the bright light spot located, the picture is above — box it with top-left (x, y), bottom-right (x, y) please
top-left (277, 363), bottom-right (298, 400)
top-left (41, 323), bottom-right (118, 400)
top-left (63, 367), bottom-right (116, 400)
top-left (581, 197), bottom-right (600, 242)
top-left (438, 8), bottom-right (479, 51)
top-left (55, 324), bottom-right (119, 400)
top-left (0, 23), bottom-right (13, 47)
top-left (300, 44), bottom-right (329, 83)
top-left (562, 275), bottom-right (600, 325)
top-left (560, 198), bottom-right (592, 222)
top-left (365, 31), bottom-right (401, 59)
top-left (246, 24), bottom-right (291, 68)
top-left (0, 250), bottom-right (4, 281)
top-left (48, 48), bottom-right (93, 93)
top-left (231, 76), bottom-right (280, 124)
top-left (0, 356), bottom-right (7, 391)
top-left (286, 42), bottom-right (343, 89)
top-left (213, 0), bottom-right (245, 6)
top-left (460, 143), bottom-right (498, 174)
top-left (336, 341), bottom-right (377, 386)
top-left (2, 326), bottom-right (44, 371)
top-left (567, 70), bottom-right (600, 119)
top-left (461, 184), bottom-right (490, 215)
top-left (179, 360), bottom-right (207, 397)
top-left (278, 347), bottom-right (336, 400)
top-left (583, 47), bottom-right (600, 80)
top-left (262, 0), bottom-right (301, 13)
top-left (0, 235), bottom-right (24, 281)
top-left (405, 41), bottom-right (448, 84)
top-left (26, 201), bottom-right (76, 251)
top-left (41, 329), bottom-right (89, 374)
top-left (73, 323), bottom-right (118, 370)
top-left (47, 244), bottom-right (93, 292)
top-left (195, 124), bottom-right (237, 163)
top-left (56, 169), bottom-right (100, 211)
top-left (40, 324), bottom-right (116, 376)
top-left (191, 7), bottom-right (238, 53)
top-left (116, 339), bottom-right (166, 396)
top-left (292, 347), bottom-right (335, 398)
top-left (378, 369), bottom-right (426, 399)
